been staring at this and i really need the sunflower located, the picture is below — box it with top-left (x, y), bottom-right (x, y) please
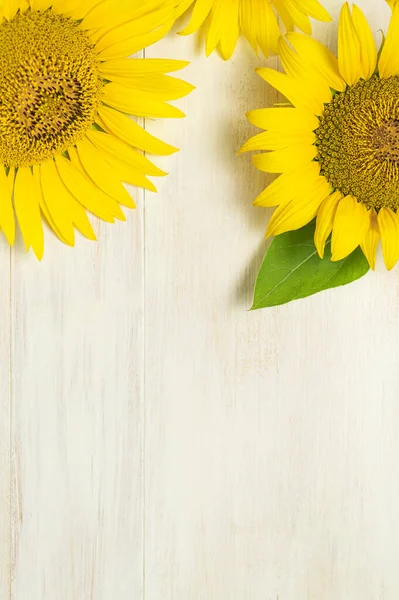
top-left (241, 2), bottom-right (399, 271)
top-left (0, 0), bottom-right (193, 259)
top-left (164, 0), bottom-right (331, 60)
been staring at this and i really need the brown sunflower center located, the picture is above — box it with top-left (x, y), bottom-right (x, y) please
top-left (315, 74), bottom-right (399, 211)
top-left (0, 9), bottom-right (102, 168)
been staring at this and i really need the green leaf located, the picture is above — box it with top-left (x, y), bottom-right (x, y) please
top-left (251, 221), bottom-right (370, 309)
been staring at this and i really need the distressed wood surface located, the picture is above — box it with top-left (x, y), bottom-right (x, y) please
top-left (2, 1), bottom-right (399, 598)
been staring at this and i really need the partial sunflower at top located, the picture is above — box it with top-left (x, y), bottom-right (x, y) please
top-left (161, 0), bottom-right (331, 60)
top-left (241, 2), bottom-right (399, 271)
top-left (0, 0), bottom-right (194, 258)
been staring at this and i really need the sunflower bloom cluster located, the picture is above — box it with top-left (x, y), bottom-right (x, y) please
top-left (164, 0), bottom-right (331, 60)
top-left (242, 2), bottom-right (399, 271)
top-left (0, 0), bottom-right (193, 258)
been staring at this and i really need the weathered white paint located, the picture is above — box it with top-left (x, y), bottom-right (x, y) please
top-left (1, 1), bottom-right (398, 598)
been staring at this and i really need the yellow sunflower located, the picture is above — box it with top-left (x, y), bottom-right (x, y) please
top-left (0, 0), bottom-right (193, 259)
top-left (241, 2), bottom-right (399, 271)
top-left (164, 0), bottom-right (331, 60)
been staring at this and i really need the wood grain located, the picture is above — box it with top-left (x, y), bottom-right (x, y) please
top-left (3, 1), bottom-right (399, 598)
top-left (0, 247), bottom-right (10, 599)
top-left (9, 192), bottom-right (145, 596)
top-left (143, 3), bottom-right (399, 599)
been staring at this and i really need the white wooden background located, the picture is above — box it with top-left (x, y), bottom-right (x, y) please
top-left (1, 0), bottom-right (398, 598)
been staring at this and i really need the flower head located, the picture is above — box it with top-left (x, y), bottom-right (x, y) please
top-left (0, 0), bottom-right (193, 258)
top-left (242, 2), bottom-right (399, 270)
top-left (167, 0), bottom-right (331, 60)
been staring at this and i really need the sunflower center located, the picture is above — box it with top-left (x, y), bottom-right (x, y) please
top-left (315, 74), bottom-right (399, 211)
top-left (0, 9), bottom-right (102, 168)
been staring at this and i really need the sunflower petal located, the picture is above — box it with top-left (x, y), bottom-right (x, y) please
top-left (0, 167), bottom-right (15, 245)
top-left (266, 176), bottom-right (331, 236)
top-left (103, 83), bottom-right (186, 119)
top-left (97, 22), bottom-right (174, 61)
top-left (99, 58), bottom-right (190, 77)
top-left (39, 161), bottom-right (75, 245)
top-left (360, 209), bottom-right (380, 270)
top-left (253, 162), bottom-right (321, 207)
top-left (55, 155), bottom-right (125, 222)
top-left (76, 138), bottom-right (135, 208)
top-left (279, 0), bottom-right (312, 35)
top-left (314, 191), bottom-right (343, 258)
top-left (205, 0), bottom-right (240, 59)
top-left (290, 0), bottom-right (331, 22)
top-left (179, 0), bottom-right (212, 35)
top-left (240, 130), bottom-right (315, 152)
top-left (379, 2), bottom-right (399, 78)
top-left (14, 167), bottom-right (44, 260)
top-left (378, 207), bottom-right (399, 270)
top-left (246, 107), bottom-right (319, 132)
top-left (286, 32), bottom-right (346, 92)
top-left (98, 105), bottom-right (177, 155)
top-left (338, 3), bottom-right (362, 87)
top-left (87, 129), bottom-right (166, 177)
top-left (278, 38), bottom-right (332, 104)
top-left (331, 195), bottom-right (369, 261)
top-left (256, 68), bottom-right (324, 114)
top-left (351, 5), bottom-right (377, 80)
top-left (253, 144), bottom-right (317, 174)
top-left (239, 0), bottom-right (280, 57)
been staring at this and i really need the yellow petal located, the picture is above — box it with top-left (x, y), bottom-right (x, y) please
top-left (266, 176), bottom-right (331, 236)
top-left (0, 167), bottom-right (15, 245)
top-left (40, 160), bottom-right (97, 244)
top-left (360, 209), bottom-right (380, 270)
top-left (33, 167), bottom-right (72, 246)
top-left (55, 155), bottom-right (125, 223)
top-left (29, 0), bottom-right (52, 9)
top-left (278, 38), bottom-right (332, 104)
top-left (240, 130), bottom-right (315, 152)
top-left (103, 83), bottom-right (186, 119)
top-left (179, 0), bottom-right (213, 35)
top-left (239, 0), bottom-right (280, 57)
top-left (87, 129), bottom-right (165, 177)
top-left (253, 144), bottom-right (317, 174)
top-left (98, 105), bottom-right (177, 155)
top-left (338, 3), bottom-right (362, 86)
top-left (97, 22), bottom-right (174, 61)
top-left (205, 0), bottom-right (240, 59)
top-left (76, 138), bottom-right (135, 209)
top-left (351, 5), bottom-right (377, 80)
top-left (14, 167), bottom-right (44, 260)
top-left (254, 162), bottom-right (321, 207)
top-left (314, 191), bottom-right (343, 258)
top-left (99, 58), bottom-right (190, 77)
top-left (286, 32), bottom-right (346, 92)
top-left (378, 207), bottom-right (399, 270)
top-left (97, 153), bottom-right (157, 192)
top-left (279, 0), bottom-right (312, 35)
top-left (2, 0), bottom-right (25, 19)
top-left (379, 2), bottom-right (399, 78)
top-left (246, 107), bottom-right (319, 132)
top-left (256, 68), bottom-right (324, 115)
top-left (290, 0), bottom-right (331, 22)
top-left (39, 161), bottom-right (75, 245)
top-left (331, 195), bottom-right (369, 261)
top-left (102, 73), bottom-right (195, 100)
top-left (272, 0), bottom-right (295, 31)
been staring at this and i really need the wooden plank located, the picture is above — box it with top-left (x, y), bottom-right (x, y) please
top-left (0, 247), bottom-right (11, 600)
top-left (9, 188), bottom-right (144, 596)
top-left (143, 5), bottom-right (399, 598)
